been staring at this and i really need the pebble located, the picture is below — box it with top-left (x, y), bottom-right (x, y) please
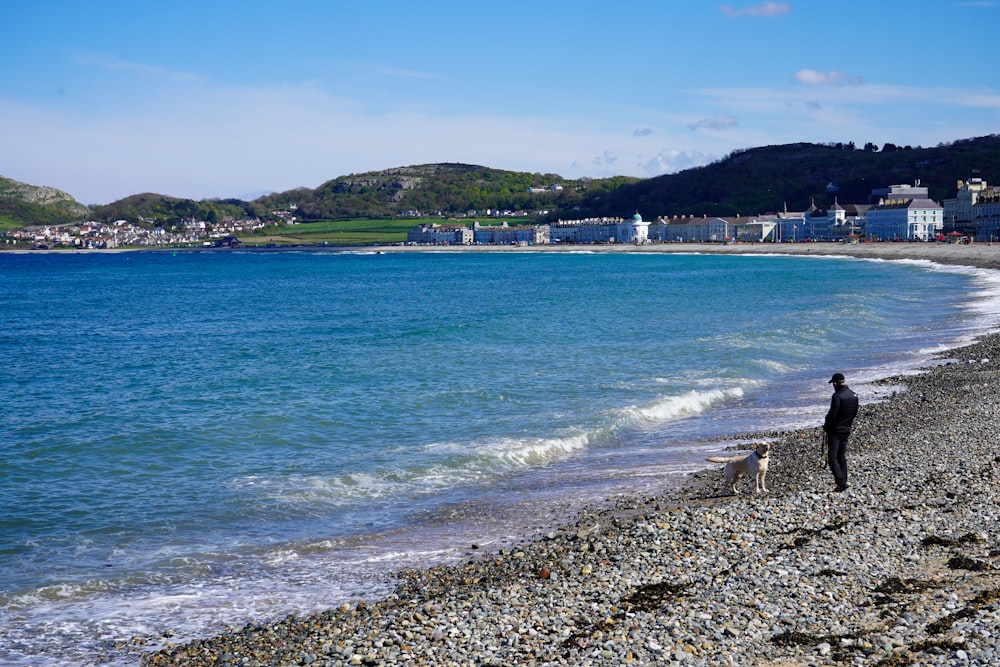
top-left (144, 335), bottom-right (1000, 667)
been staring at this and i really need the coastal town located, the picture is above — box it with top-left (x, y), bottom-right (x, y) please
top-left (4, 173), bottom-right (999, 250)
top-left (408, 175), bottom-right (1000, 247)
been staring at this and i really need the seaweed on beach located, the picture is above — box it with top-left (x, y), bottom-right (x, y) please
top-left (946, 554), bottom-right (991, 571)
top-left (620, 581), bottom-right (693, 612)
top-left (779, 520), bottom-right (850, 549)
top-left (921, 532), bottom-right (984, 547)
top-left (875, 577), bottom-right (937, 594)
top-left (925, 589), bottom-right (1000, 634)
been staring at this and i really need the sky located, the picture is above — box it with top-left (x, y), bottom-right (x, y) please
top-left (2, 1), bottom-right (999, 205)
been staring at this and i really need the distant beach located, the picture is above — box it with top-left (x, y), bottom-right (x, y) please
top-left (371, 239), bottom-right (1000, 270)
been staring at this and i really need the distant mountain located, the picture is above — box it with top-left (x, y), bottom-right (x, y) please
top-left (0, 176), bottom-right (90, 226)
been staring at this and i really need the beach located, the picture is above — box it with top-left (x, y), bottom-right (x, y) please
top-left (134, 243), bottom-right (1000, 667)
top-left (375, 239), bottom-right (1000, 271)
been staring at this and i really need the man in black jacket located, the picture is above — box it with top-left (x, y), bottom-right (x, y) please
top-left (824, 372), bottom-right (858, 492)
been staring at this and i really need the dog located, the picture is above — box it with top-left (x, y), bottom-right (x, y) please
top-left (706, 442), bottom-right (770, 495)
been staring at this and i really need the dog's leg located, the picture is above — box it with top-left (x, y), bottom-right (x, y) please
top-left (725, 465), bottom-right (739, 495)
top-left (756, 471), bottom-right (767, 493)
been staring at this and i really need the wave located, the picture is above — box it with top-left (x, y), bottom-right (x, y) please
top-left (231, 433), bottom-right (591, 509)
top-left (229, 385), bottom-right (751, 512)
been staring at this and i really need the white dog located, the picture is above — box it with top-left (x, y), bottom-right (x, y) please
top-left (706, 442), bottom-right (770, 495)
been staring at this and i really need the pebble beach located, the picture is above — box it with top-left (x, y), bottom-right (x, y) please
top-left (144, 244), bottom-right (1000, 667)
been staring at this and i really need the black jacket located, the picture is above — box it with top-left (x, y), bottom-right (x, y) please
top-left (824, 384), bottom-right (858, 435)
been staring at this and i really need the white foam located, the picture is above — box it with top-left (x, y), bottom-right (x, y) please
top-left (634, 386), bottom-right (745, 423)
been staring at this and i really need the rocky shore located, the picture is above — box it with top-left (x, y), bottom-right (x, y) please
top-left (144, 251), bottom-right (1000, 667)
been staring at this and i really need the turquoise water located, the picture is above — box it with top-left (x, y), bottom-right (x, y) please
top-left (1, 249), bottom-right (997, 665)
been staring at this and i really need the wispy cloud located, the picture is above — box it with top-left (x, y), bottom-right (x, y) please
top-left (639, 149), bottom-right (713, 177)
top-left (793, 69), bottom-right (865, 87)
top-left (688, 115), bottom-right (739, 131)
top-left (633, 128), bottom-right (654, 137)
top-left (719, 2), bottom-right (790, 18)
top-left (73, 51), bottom-right (205, 83)
top-left (593, 150), bottom-right (619, 166)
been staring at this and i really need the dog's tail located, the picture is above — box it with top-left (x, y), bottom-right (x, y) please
top-left (706, 456), bottom-right (741, 463)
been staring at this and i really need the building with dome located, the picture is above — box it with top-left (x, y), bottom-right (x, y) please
top-left (548, 213), bottom-right (649, 244)
top-left (619, 212), bottom-right (649, 244)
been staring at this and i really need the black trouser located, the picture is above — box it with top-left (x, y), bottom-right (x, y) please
top-left (827, 431), bottom-right (849, 488)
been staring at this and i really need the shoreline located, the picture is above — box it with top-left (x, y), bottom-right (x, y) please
top-left (11, 240), bottom-right (1000, 271)
top-left (143, 249), bottom-right (1000, 666)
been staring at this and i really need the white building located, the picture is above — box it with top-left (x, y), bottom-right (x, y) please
top-left (406, 223), bottom-right (474, 245)
top-left (618, 212), bottom-right (649, 244)
top-left (869, 182), bottom-right (929, 204)
top-left (472, 221), bottom-right (548, 245)
top-left (650, 215), bottom-right (731, 242)
top-left (865, 197), bottom-right (943, 241)
top-left (549, 216), bottom-right (645, 244)
top-left (943, 174), bottom-right (990, 236)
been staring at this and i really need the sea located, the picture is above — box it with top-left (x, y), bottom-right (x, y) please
top-left (2, 248), bottom-right (999, 666)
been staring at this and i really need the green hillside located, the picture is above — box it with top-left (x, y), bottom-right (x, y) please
top-left (254, 163), bottom-right (639, 220)
top-left (89, 193), bottom-right (265, 229)
top-left (596, 135), bottom-right (1000, 220)
top-left (0, 176), bottom-right (91, 226)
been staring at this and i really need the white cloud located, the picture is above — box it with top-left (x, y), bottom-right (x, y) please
top-left (593, 150), bottom-right (620, 166)
top-left (719, 2), bottom-right (790, 18)
top-left (793, 69), bottom-right (865, 87)
top-left (639, 149), bottom-right (713, 176)
top-left (687, 115), bottom-right (739, 131)
top-left (952, 92), bottom-right (1000, 108)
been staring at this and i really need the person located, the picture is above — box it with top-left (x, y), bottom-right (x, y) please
top-left (823, 372), bottom-right (858, 492)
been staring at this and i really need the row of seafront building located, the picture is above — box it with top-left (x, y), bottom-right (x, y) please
top-left (407, 177), bottom-right (1000, 246)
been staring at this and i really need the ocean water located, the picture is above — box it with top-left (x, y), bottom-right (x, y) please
top-left (1, 249), bottom-right (998, 666)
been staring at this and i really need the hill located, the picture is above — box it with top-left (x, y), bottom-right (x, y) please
top-left (253, 163), bottom-right (640, 220)
top-left (595, 135), bottom-right (1000, 220)
top-left (89, 193), bottom-right (265, 230)
top-left (250, 137), bottom-right (1000, 221)
top-left (0, 176), bottom-right (91, 227)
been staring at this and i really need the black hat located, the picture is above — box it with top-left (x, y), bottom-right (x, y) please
top-left (828, 373), bottom-right (845, 384)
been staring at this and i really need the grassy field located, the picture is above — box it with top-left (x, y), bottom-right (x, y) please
top-left (241, 218), bottom-right (418, 246)
top-left (0, 214), bottom-right (23, 233)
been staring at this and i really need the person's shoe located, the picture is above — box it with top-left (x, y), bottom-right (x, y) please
top-left (833, 484), bottom-right (848, 492)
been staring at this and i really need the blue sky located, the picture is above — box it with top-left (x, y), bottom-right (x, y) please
top-left (2, 1), bottom-right (998, 205)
